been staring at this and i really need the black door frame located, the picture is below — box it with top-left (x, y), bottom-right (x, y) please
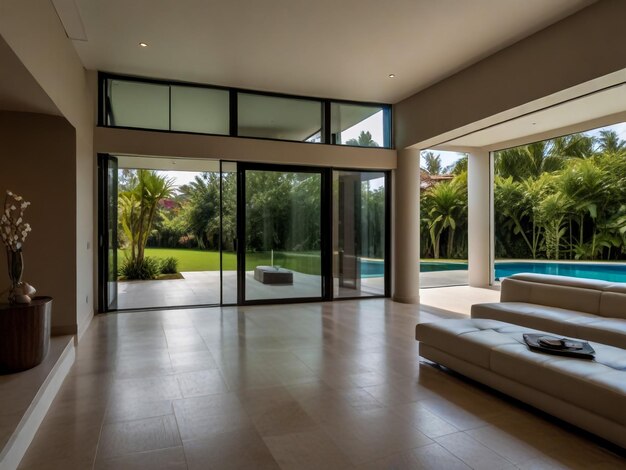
top-left (97, 153), bottom-right (118, 312)
top-left (97, 157), bottom-right (390, 312)
top-left (236, 162), bottom-right (332, 305)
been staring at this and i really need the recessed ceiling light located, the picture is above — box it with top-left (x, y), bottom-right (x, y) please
top-left (388, 74), bottom-right (396, 78)
top-left (139, 42), bottom-right (148, 47)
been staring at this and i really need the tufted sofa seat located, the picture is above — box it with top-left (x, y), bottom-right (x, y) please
top-left (471, 273), bottom-right (626, 348)
top-left (415, 318), bottom-right (626, 448)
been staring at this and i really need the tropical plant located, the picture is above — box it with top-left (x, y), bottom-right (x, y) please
top-left (422, 175), bottom-right (466, 259)
top-left (119, 170), bottom-right (175, 279)
top-left (119, 256), bottom-right (161, 280)
top-left (159, 256), bottom-right (178, 274)
top-left (421, 151), bottom-right (443, 175)
top-left (345, 131), bottom-right (379, 147)
top-left (597, 129), bottom-right (626, 156)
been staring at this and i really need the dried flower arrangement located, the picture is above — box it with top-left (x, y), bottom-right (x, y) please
top-left (1, 191), bottom-right (36, 303)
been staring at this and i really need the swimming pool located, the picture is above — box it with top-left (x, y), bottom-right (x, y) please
top-left (360, 260), bottom-right (468, 277)
top-left (495, 261), bottom-right (626, 283)
top-left (360, 259), bottom-right (626, 283)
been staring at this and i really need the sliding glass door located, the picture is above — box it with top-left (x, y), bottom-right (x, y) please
top-left (239, 165), bottom-right (327, 303)
top-left (333, 170), bottom-right (388, 298)
top-left (98, 157), bottom-right (389, 312)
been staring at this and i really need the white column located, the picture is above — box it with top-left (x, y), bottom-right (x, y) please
top-left (467, 148), bottom-right (492, 287)
top-left (393, 148), bottom-right (421, 303)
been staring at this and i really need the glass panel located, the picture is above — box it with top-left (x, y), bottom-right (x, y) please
top-left (331, 102), bottom-right (388, 147)
top-left (244, 169), bottom-right (322, 301)
top-left (107, 157), bottom-right (118, 310)
top-left (494, 122), bottom-right (626, 283)
top-left (107, 79), bottom-right (169, 130)
top-left (171, 85), bottom-right (230, 135)
top-left (238, 93), bottom-right (322, 142)
top-left (333, 171), bottom-right (386, 297)
top-left (419, 150), bottom-right (469, 288)
top-left (115, 157), bottom-right (223, 309)
top-left (220, 162), bottom-right (238, 304)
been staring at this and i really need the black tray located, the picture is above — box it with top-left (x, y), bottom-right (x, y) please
top-left (523, 334), bottom-right (595, 359)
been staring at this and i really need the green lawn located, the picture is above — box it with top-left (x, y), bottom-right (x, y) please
top-left (117, 248), bottom-right (321, 274)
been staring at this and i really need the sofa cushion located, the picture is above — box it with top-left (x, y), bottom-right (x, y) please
top-left (490, 341), bottom-right (626, 426)
top-left (599, 291), bottom-right (626, 320)
top-left (500, 278), bottom-right (602, 315)
top-left (508, 273), bottom-right (612, 290)
top-left (471, 302), bottom-right (626, 349)
top-left (576, 318), bottom-right (626, 349)
top-left (415, 318), bottom-right (520, 369)
top-left (416, 319), bottom-right (626, 426)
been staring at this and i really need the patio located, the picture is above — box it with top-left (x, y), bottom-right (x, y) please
top-left (117, 269), bottom-right (468, 310)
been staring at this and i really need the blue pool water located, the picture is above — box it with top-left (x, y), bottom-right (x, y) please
top-left (495, 262), bottom-right (626, 283)
top-left (360, 260), bottom-right (468, 277)
top-left (360, 259), bottom-right (626, 283)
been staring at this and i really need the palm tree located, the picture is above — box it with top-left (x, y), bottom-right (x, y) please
top-left (120, 170), bottom-right (175, 271)
top-left (421, 151), bottom-right (443, 175)
top-left (495, 141), bottom-right (563, 181)
top-left (444, 155), bottom-right (468, 175)
top-left (345, 131), bottom-right (379, 147)
top-left (495, 133), bottom-right (595, 181)
top-left (422, 179), bottom-right (465, 258)
top-left (597, 129), bottom-right (626, 156)
top-left (550, 133), bottom-right (595, 159)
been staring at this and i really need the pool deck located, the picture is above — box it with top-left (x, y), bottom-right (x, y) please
top-left (116, 260), bottom-right (625, 312)
top-left (116, 269), bottom-right (464, 310)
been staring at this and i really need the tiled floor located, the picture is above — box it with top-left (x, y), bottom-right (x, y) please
top-left (19, 299), bottom-right (625, 469)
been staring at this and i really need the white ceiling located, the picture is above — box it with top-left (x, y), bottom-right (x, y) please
top-left (65, 0), bottom-right (595, 103)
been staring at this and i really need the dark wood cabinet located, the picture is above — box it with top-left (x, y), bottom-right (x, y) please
top-left (0, 297), bottom-right (52, 373)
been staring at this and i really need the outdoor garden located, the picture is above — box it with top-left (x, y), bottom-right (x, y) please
top-left (116, 169), bottom-right (386, 280)
top-left (420, 128), bottom-right (626, 262)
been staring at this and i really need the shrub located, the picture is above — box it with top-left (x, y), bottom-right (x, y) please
top-left (159, 256), bottom-right (179, 274)
top-left (119, 256), bottom-right (161, 280)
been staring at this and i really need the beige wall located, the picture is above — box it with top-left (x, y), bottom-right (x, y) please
top-left (395, 0), bottom-right (626, 149)
top-left (0, 112), bottom-right (77, 332)
top-left (1, 0), bottom-right (95, 338)
top-left (95, 127), bottom-right (397, 169)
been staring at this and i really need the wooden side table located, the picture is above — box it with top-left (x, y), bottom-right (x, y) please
top-left (0, 296), bottom-right (52, 373)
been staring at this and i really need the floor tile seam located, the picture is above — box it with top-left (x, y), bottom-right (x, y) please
top-left (435, 430), bottom-right (522, 468)
top-left (384, 402), bottom-right (463, 437)
top-left (96, 443), bottom-right (186, 467)
top-left (464, 427), bottom-right (545, 467)
top-left (90, 399), bottom-right (110, 470)
top-left (93, 446), bottom-right (188, 468)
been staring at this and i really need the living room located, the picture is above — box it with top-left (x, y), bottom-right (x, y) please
top-left (0, 1), bottom-right (625, 469)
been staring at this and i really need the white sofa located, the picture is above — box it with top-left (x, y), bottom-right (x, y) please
top-left (416, 273), bottom-right (626, 448)
top-left (415, 319), bottom-right (626, 448)
top-left (471, 273), bottom-right (626, 349)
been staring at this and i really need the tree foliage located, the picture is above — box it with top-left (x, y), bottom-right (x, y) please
top-left (421, 129), bottom-right (626, 262)
top-left (119, 170), bottom-right (175, 278)
top-left (345, 131), bottom-right (379, 147)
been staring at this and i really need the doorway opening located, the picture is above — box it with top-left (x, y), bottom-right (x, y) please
top-left (98, 156), bottom-right (390, 311)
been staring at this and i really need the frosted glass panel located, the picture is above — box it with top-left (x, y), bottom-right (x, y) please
top-left (238, 93), bottom-right (322, 142)
top-left (171, 86), bottom-right (229, 135)
top-left (108, 80), bottom-right (169, 130)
